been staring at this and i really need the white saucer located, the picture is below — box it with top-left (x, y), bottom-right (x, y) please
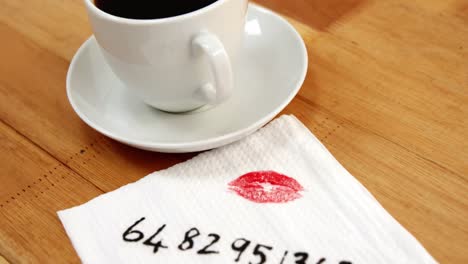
top-left (67, 4), bottom-right (308, 153)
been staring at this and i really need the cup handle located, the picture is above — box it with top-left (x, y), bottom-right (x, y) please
top-left (192, 32), bottom-right (233, 105)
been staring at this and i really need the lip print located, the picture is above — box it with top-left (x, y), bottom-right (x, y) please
top-left (228, 171), bottom-right (304, 203)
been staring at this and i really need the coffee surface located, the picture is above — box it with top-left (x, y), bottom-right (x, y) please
top-left (94, 0), bottom-right (219, 19)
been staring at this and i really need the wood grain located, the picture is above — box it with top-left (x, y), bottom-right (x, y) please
top-left (0, 120), bottom-right (101, 263)
top-left (0, 0), bottom-right (467, 262)
top-left (0, 255), bottom-right (10, 264)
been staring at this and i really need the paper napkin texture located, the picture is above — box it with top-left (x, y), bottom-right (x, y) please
top-left (58, 115), bottom-right (436, 264)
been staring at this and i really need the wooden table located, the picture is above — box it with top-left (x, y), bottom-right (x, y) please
top-left (1, 0), bottom-right (467, 263)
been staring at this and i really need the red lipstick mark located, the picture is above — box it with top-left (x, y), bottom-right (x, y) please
top-left (228, 171), bottom-right (304, 203)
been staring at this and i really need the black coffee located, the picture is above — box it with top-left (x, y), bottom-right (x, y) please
top-left (94, 0), bottom-right (219, 19)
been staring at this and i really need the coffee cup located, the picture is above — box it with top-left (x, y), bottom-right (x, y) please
top-left (84, 0), bottom-right (248, 112)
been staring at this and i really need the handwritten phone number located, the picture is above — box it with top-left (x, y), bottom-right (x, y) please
top-left (122, 217), bottom-right (352, 264)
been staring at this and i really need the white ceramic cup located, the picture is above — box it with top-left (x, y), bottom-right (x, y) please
top-left (84, 0), bottom-right (248, 112)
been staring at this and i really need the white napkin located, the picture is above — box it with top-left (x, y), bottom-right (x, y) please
top-left (58, 115), bottom-right (436, 264)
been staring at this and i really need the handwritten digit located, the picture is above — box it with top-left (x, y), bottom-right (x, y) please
top-left (178, 227), bottom-right (201, 251)
top-left (197, 233), bottom-right (220, 254)
top-left (231, 238), bottom-right (251, 262)
top-left (142, 224), bottom-right (168, 254)
top-left (122, 217), bottom-right (146, 242)
top-left (294, 252), bottom-right (309, 264)
top-left (250, 243), bottom-right (273, 264)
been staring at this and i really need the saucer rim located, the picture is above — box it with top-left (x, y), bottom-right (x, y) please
top-left (66, 3), bottom-right (308, 152)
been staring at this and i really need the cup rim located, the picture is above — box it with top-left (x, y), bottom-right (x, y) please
top-left (84, 0), bottom-right (227, 25)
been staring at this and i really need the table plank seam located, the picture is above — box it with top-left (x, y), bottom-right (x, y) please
top-left (0, 167), bottom-right (73, 209)
top-left (0, 119), bottom-right (106, 200)
top-left (303, 114), bottom-right (344, 144)
top-left (314, 118), bottom-right (343, 141)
